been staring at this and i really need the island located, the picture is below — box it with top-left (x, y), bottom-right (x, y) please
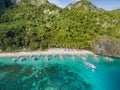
top-left (0, 0), bottom-right (120, 58)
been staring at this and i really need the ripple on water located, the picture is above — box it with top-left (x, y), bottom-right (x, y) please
top-left (0, 55), bottom-right (120, 90)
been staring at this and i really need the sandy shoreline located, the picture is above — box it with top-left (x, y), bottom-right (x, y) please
top-left (0, 48), bottom-right (95, 57)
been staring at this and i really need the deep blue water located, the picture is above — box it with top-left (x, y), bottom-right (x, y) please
top-left (0, 55), bottom-right (120, 90)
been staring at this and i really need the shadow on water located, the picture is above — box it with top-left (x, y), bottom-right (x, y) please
top-left (0, 62), bottom-right (92, 90)
top-left (36, 64), bottom-right (92, 90)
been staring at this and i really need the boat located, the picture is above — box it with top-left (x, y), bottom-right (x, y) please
top-left (18, 56), bottom-right (24, 61)
top-left (72, 55), bottom-right (75, 60)
top-left (60, 54), bottom-right (64, 60)
top-left (30, 55), bottom-right (38, 61)
top-left (45, 56), bottom-right (49, 61)
top-left (81, 56), bottom-right (87, 60)
top-left (12, 58), bottom-right (17, 62)
top-left (12, 56), bottom-right (25, 62)
top-left (84, 61), bottom-right (96, 69)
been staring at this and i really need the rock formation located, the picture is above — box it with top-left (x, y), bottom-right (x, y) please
top-left (94, 38), bottom-right (120, 58)
top-left (0, 0), bottom-right (47, 9)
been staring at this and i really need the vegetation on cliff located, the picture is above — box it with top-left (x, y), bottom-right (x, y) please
top-left (0, 0), bottom-right (120, 52)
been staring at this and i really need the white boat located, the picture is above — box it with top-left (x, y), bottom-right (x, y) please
top-left (72, 55), bottom-right (75, 60)
top-left (12, 56), bottom-right (25, 62)
top-left (81, 56), bottom-right (87, 60)
top-left (12, 58), bottom-right (17, 62)
top-left (45, 56), bottom-right (48, 61)
top-left (84, 61), bottom-right (96, 69)
top-left (30, 55), bottom-right (38, 61)
top-left (18, 56), bottom-right (24, 61)
top-left (59, 55), bottom-right (64, 60)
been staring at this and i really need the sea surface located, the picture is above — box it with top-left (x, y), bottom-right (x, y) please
top-left (0, 55), bottom-right (120, 90)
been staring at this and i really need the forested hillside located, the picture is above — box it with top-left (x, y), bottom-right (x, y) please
top-left (0, 0), bottom-right (120, 52)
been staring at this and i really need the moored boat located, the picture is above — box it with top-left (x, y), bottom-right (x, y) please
top-left (84, 61), bottom-right (96, 69)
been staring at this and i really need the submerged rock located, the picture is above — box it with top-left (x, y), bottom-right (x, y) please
top-left (94, 38), bottom-right (120, 58)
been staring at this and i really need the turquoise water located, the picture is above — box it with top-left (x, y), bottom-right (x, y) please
top-left (0, 55), bottom-right (120, 90)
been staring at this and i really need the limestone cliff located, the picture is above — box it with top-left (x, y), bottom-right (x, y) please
top-left (94, 38), bottom-right (120, 58)
top-left (31, 0), bottom-right (47, 6)
top-left (0, 0), bottom-right (47, 9)
top-left (0, 0), bottom-right (6, 9)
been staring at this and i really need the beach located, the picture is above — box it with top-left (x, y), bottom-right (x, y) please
top-left (0, 48), bottom-right (94, 57)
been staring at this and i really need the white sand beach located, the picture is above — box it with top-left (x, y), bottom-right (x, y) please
top-left (0, 48), bottom-right (94, 57)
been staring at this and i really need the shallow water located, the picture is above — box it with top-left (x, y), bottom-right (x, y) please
top-left (0, 55), bottom-right (120, 90)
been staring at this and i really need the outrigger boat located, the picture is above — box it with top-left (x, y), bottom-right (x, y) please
top-left (84, 61), bottom-right (96, 69)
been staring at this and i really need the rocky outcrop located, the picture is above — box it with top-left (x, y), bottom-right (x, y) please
top-left (67, 1), bottom-right (97, 12)
top-left (0, 0), bottom-right (47, 9)
top-left (0, 0), bottom-right (6, 9)
top-left (10, 0), bottom-right (23, 5)
top-left (31, 0), bottom-right (47, 6)
top-left (94, 38), bottom-right (120, 58)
